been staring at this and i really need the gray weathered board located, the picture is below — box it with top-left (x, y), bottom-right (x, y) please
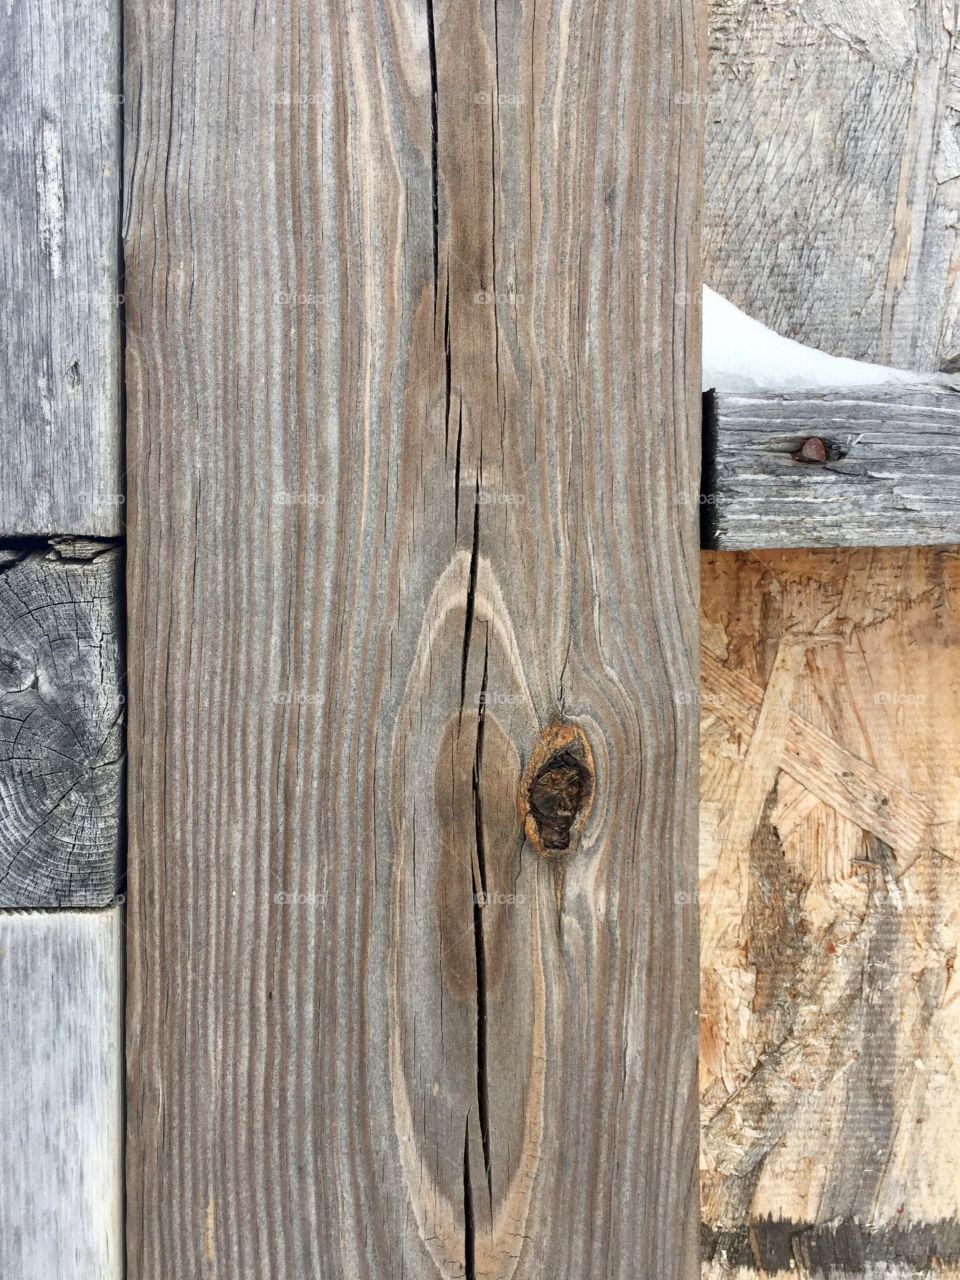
top-left (703, 384), bottom-right (960, 549)
top-left (0, 0), bottom-right (122, 536)
top-left (0, 541), bottom-right (124, 906)
top-left (705, 0), bottom-right (960, 374)
top-left (0, 908), bottom-right (122, 1280)
top-left (123, 0), bottom-right (703, 1275)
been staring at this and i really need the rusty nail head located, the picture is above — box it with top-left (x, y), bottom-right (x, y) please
top-left (796, 436), bottom-right (828, 464)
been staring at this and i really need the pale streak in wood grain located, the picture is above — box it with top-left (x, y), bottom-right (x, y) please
top-left (701, 650), bottom-right (933, 859)
top-left (701, 638), bottom-right (807, 956)
top-left (124, 0), bottom-right (703, 1275)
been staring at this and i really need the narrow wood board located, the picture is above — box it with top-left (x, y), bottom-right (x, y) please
top-left (0, 907), bottom-right (122, 1280)
top-left (123, 1), bottom-right (704, 1275)
top-left (705, 0), bottom-right (960, 373)
top-left (704, 385), bottom-right (960, 550)
top-left (0, 542), bottom-right (124, 906)
top-left (700, 547), bottom-right (960, 1278)
top-left (0, 0), bottom-right (122, 536)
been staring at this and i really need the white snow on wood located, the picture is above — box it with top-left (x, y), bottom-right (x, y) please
top-left (702, 286), bottom-right (939, 393)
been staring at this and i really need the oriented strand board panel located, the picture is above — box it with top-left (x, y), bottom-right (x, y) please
top-left (700, 547), bottom-right (960, 1278)
top-left (0, 0), bottom-right (122, 535)
top-left (705, 0), bottom-right (960, 373)
top-left (0, 542), bottom-right (124, 906)
top-left (0, 908), bottom-right (122, 1280)
top-left (123, 0), bottom-right (704, 1276)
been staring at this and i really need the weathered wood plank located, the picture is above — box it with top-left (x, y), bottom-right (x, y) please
top-left (0, 907), bottom-right (122, 1279)
top-left (703, 385), bottom-right (960, 549)
top-left (0, 0), bottom-right (122, 536)
top-left (705, 0), bottom-right (960, 374)
top-left (0, 541), bottom-right (123, 906)
top-left (700, 547), bottom-right (960, 1278)
top-left (124, 0), bottom-right (704, 1275)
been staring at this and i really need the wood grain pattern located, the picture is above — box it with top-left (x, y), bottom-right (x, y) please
top-left (0, 541), bottom-right (124, 907)
top-left (0, 0), bottom-right (122, 536)
top-left (0, 907), bottom-right (122, 1280)
top-left (705, 0), bottom-right (960, 374)
top-left (704, 384), bottom-right (960, 549)
top-left (123, 0), bottom-right (704, 1275)
top-left (700, 548), bottom-right (960, 1278)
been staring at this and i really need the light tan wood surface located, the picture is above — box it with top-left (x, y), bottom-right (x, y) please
top-left (701, 547), bottom-right (960, 1277)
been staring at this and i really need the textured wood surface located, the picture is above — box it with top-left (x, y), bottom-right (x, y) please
top-left (0, 541), bottom-right (124, 906)
top-left (705, 0), bottom-right (960, 374)
top-left (704, 384), bottom-right (960, 550)
top-left (0, 0), bottom-right (122, 536)
top-left (0, 908), bottom-right (122, 1280)
top-left (699, 548), bottom-right (960, 1278)
top-left (123, 0), bottom-right (704, 1276)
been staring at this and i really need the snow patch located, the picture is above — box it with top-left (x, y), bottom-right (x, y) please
top-left (702, 286), bottom-right (936, 393)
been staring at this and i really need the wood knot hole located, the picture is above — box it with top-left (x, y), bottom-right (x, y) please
top-left (520, 722), bottom-right (595, 859)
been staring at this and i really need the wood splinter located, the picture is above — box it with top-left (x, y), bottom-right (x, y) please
top-left (519, 721), bottom-right (596, 918)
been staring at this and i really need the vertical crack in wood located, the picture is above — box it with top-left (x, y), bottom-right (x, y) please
top-left (463, 1120), bottom-right (477, 1280)
top-left (459, 481), bottom-right (481, 712)
top-left (425, 0), bottom-right (440, 312)
top-left (443, 273), bottom-right (452, 459)
top-left (471, 637), bottom-right (493, 1210)
top-left (454, 397), bottom-right (464, 539)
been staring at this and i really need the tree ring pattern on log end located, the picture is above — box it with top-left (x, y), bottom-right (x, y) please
top-left (0, 545), bottom-right (123, 906)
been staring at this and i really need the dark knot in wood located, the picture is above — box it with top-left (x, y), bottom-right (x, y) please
top-left (520, 722), bottom-right (595, 860)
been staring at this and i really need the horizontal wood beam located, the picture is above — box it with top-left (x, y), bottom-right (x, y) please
top-left (702, 385), bottom-right (960, 550)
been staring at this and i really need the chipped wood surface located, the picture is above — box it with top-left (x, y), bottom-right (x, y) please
top-left (700, 547), bottom-right (960, 1278)
top-left (0, 908), bottom-right (122, 1280)
top-left (123, 1), bottom-right (704, 1276)
top-left (704, 385), bottom-right (960, 550)
top-left (0, 541), bottom-right (124, 907)
top-left (705, 0), bottom-right (960, 374)
top-left (0, 0), bottom-right (122, 536)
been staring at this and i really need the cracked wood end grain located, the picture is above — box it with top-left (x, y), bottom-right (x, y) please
top-left (0, 543), bottom-right (124, 906)
top-left (0, 0), bottom-right (122, 536)
top-left (123, 0), bottom-right (704, 1275)
top-left (0, 908), bottom-right (122, 1280)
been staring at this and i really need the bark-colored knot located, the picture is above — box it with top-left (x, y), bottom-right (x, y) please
top-left (520, 721), bottom-right (595, 860)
